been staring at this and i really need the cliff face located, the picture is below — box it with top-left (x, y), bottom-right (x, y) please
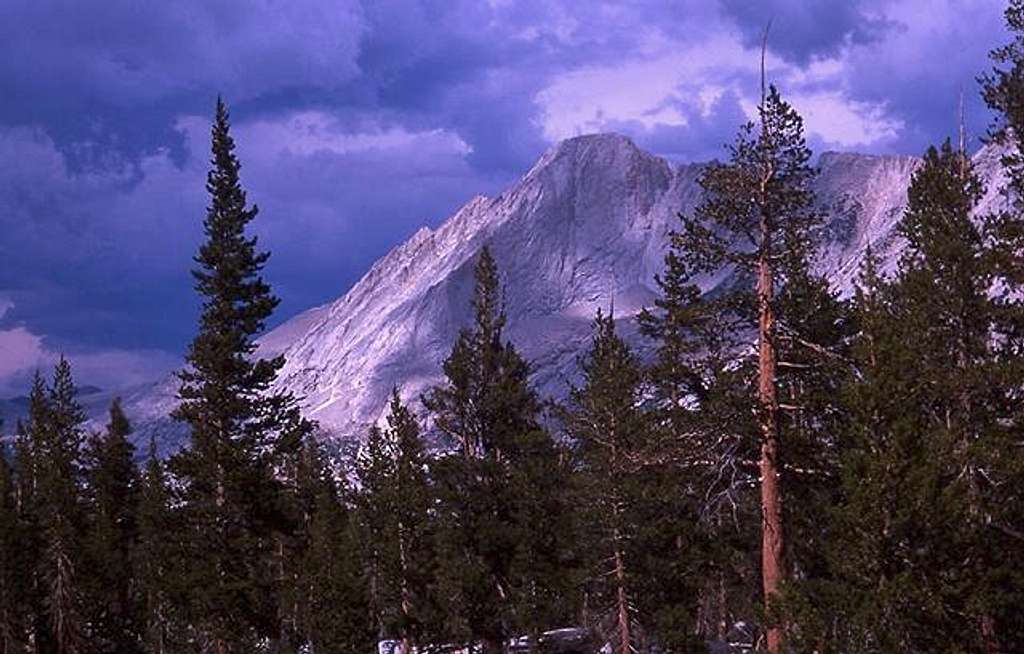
top-left (124, 133), bottom-right (1010, 445)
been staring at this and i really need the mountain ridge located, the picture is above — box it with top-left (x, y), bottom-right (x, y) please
top-left (111, 132), bottom-right (1007, 448)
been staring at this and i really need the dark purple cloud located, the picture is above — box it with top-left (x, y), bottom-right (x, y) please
top-left (720, 0), bottom-right (899, 66)
top-left (0, 0), bottom-right (1011, 394)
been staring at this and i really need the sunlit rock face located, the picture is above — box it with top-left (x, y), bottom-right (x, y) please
top-left (124, 133), bottom-right (1009, 447)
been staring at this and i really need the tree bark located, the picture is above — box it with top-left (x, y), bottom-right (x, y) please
top-left (614, 535), bottom-right (631, 654)
top-left (757, 224), bottom-right (785, 654)
top-left (399, 518), bottom-right (413, 654)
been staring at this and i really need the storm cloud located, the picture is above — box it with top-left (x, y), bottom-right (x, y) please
top-left (0, 0), bottom-right (1009, 395)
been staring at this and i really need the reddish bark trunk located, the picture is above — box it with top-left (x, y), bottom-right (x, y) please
top-left (757, 228), bottom-right (784, 654)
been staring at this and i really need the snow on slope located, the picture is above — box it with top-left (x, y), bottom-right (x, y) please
top-left (123, 133), bottom-right (1009, 446)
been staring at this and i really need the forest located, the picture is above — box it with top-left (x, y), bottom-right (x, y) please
top-left (4, 2), bottom-right (1024, 653)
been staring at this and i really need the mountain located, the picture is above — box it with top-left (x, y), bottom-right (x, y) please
top-left (0, 385), bottom-right (112, 437)
top-left (120, 133), bottom-right (1010, 449)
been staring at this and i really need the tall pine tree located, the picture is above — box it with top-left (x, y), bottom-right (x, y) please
top-left (563, 310), bottom-right (704, 653)
top-left (788, 142), bottom-right (1024, 652)
top-left (171, 98), bottom-right (312, 652)
top-left (294, 442), bottom-right (375, 653)
top-left (424, 247), bottom-right (575, 652)
top-left (83, 399), bottom-right (142, 653)
top-left (0, 436), bottom-right (30, 652)
top-left (979, 3), bottom-right (1024, 644)
top-left (136, 438), bottom-right (176, 654)
top-left (669, 82), bottom-right (833, 650)
top-left (356, 389), bottom-right (435, 654)
top-left (46, 360), bottom-right (89, 654)
top-left (638, 238), bottom-right (765, 643)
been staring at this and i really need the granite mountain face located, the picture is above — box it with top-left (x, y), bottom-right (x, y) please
top-left (122, 133), bottom-right (1009, 447)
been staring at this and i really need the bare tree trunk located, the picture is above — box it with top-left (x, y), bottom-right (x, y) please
top-left (758, 228), bottom-right (784, 654)
top-left (399, 519), bottom-right (413, 654)
top-left (755, 25), bottom-right (785, 652)
top-left (52, 538), bottom-right (81, 654)
top-left (613, 526), bottom-right (631, 654)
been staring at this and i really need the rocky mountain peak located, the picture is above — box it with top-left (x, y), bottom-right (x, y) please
top-left (120, 135), bottom-right (1011, 447)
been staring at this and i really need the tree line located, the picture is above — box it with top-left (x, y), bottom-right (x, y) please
top-left (5, 3), bottom-right (1024, 652)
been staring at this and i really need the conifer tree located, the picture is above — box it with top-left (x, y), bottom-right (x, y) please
top-left (565, 309), bottom-right (645, 654)
top-left (424, 247), bottom-right (575, 652)
top-left (670, 82), bottom-right (828, 650)
top-left (978, 4), bottom-right (1024, 644)
top-left (889, 142), bottom-right (1019, 649)
top-left (563, 310), bottom-right (703, 653)
top-left (83, 398), bottom-right (141, 653)
top-left (357, 390), bottom-right (435, 654)
top-left (0, 437), bottom-right (30, 652)
top-left (639, 249), bottom-right (762, 643)
top-left (14, 376), bottom-right (50, 651)
top-left (295, 444), bottom-right (374, 653)
top-left (32, 359), bottom-right (90, 654)
top-left (171, 98), bottom-right (312, 651)
top-left (781, 251), bottom-right (916, 652)
top-left (136, 439), bottom-right (175, 654)
top-left (788, 143), bottom-right (1023, 652)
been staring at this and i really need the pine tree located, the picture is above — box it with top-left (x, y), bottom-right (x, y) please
top-left (356, 390), bottom-right (435, 654)
top-left (14, 377), bottom-right (49, 651)
top-left (639, 246), bottom-right (762, 643)
top-left (562, 310), bottom-right (703, 653)
top-left (788, 143), bottom-right (1024, 652)
top-left (295, 443), bottom-right (375, 653)
top-left (669, 82), bottom-right (829, 650)
top-left (424, 247), bottom-right (575, 652)
top-left (979, 3), bottom-right (1024, 644)
top-left (136, 439), bottom-right (175, 654)
top-left (170, 98), bottom-right (313, 651)
top-left (0, 436), bottom-right (30, 652)
top-left (780, 251), bottom-right (915, 652)
top-left (892, 142), bottom-right (1021, 649)
top-left (32, 359), bottom-right (90, 654)
top-left (83, 398), bottom-right (141, 653)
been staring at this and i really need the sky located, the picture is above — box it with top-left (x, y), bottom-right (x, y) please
top-left (0, 0), bottom-right (1011, 396)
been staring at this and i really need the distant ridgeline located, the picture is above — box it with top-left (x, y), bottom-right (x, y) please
top-left (120, 135), bottom-right (1007, 450)
top-left (4, 5), bottom-right (1024, 652)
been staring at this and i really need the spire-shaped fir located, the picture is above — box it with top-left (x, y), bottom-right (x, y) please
top-left (170, 97), bottom-right (313, 651)
top-left (83, 398), bottom-right (142, 653)
top-left (136, 439), bottom-right (176, 654)
top-left (0, 437), bottom-right (30, 652)
top-left (295, 444), bottom-right (374, 653)
top-left (424, 246), bottom-right (576, 652)
top-left (564, 309), bottom-right (647, 654)
top-left (34, 359), bottom-right (89, 654)
top-left (356, 389), bottom-right (435, 654)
